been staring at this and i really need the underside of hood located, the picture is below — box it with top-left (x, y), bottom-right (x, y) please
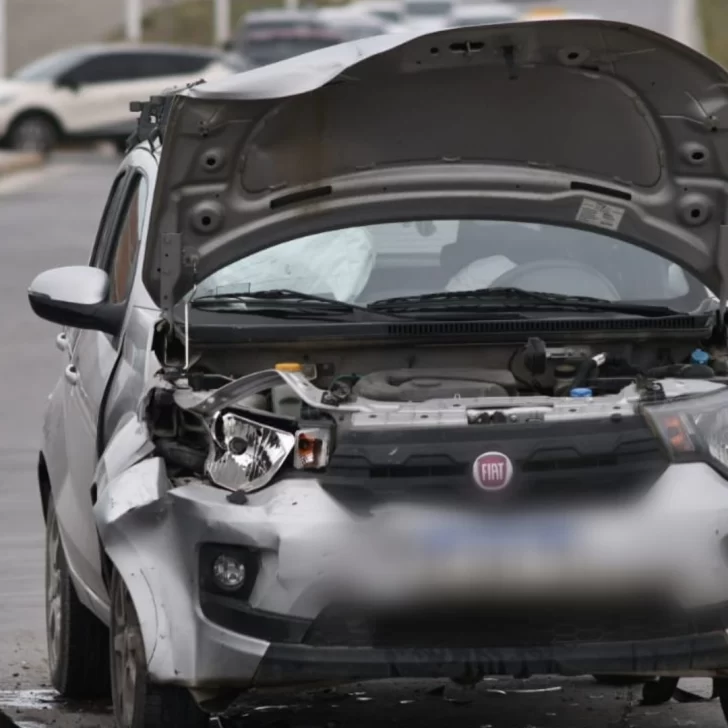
top-left (143, 19), bottom-right (728, 311)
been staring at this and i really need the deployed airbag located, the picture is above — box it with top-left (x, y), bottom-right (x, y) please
top-left (194, 226), bottom-right (376, 303)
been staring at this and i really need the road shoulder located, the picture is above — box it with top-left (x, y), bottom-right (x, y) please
top-left (0, 152), bottom-right (43, 178)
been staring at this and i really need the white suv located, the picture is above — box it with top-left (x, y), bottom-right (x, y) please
top-left (0, 44), bottom-right (237, 153)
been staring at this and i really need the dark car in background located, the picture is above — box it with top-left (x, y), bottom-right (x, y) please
top-left (233, 7), bottom-right (387, 67)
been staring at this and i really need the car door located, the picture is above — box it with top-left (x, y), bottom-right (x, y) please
top-left (56, 52), bottom-right (155, 136)
top-left (60, 51), bottom-right (225, 137)
top-left (120, 51), bottom-right (230, 103)
top-left (59, 167), bottom-right (150, 604)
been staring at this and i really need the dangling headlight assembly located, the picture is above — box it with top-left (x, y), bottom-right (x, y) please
top-left (205, 409), bottom-right (333, 492)
top-left (642, 388), bottom-right (728, 475)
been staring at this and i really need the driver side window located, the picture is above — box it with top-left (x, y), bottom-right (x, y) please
top-left (107, 177), bottom-right (147, 304)
top-left (68, 53), bottom-right (140, 85)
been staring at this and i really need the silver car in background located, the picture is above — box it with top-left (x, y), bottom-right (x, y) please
top-left (27, 19), bottom-right (728, 728)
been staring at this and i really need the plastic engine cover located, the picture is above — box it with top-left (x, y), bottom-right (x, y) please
top-left (352, 368), bottom-right (515, 402)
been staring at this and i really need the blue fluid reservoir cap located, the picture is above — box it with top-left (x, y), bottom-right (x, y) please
top-left (570, 387), bottom-right (593, 398)
top-left (691, 349), bottom-right (710, 365)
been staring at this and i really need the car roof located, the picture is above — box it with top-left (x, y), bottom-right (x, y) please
top-left (61, 42), bottom-right (221, 58)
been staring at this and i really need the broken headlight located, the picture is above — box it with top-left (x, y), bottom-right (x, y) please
top-left (642, 388), bottom-right (728, 475)
top-left (205, 410), bottom-right (332, 492)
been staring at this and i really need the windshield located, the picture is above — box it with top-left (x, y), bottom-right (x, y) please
top-left (406, 1), bottom-right (451, 15)
top-left (194, 220), bottom-right (710, 314)
top-left (13, 47), bottom-right (91, 82)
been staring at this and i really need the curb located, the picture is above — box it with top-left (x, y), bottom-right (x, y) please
top-left (0, 151), bottom-right (44, 177)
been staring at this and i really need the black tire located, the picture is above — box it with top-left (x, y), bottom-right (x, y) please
top-left (7, 113), bottom-right (58, 153)
top-left (592, 674), bottom-right (648, 687)
top-left (45, 497), bottom-right (111, 698)
top-left (110, 570), bottom-right (210, 728)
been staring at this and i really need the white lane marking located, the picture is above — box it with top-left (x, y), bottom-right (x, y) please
top-left (0, 164), bottom-right (80, 196)
top-left (17, 722), bottom-right (47, 728)
top-left (0, 689), bottom-right (57, 710)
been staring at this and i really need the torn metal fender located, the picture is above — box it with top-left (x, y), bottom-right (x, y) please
top-left (93, 458), bottom-right (275, 687)
top-left (93, 457), bottom-right (178, 680)
top-left (93, 413), bottom-right (155, 498)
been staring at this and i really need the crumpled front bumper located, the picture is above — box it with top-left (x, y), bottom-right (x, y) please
top-left (94, 457), bottom-right (728, 690)
top-left (252, 632), bottom-right (728, 687)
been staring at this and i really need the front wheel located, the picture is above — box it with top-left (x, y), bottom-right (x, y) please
top-left (45, 497), bottom-right (110, 698)
top-left (8, 114), bottom-right (58, 153)
top-left (109, 570), bottom-right (209, 728)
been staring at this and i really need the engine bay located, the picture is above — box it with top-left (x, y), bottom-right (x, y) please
top-left (144, 335), bottom-right (728, 493)
top-left (181, 335), bottom-right (726, 409)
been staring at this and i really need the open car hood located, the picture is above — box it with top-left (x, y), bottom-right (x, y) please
top-left (144, 19), bottom-right (728, 312)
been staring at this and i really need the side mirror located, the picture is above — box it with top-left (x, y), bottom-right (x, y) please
top-left (28, 266), bottom-right (125, 336)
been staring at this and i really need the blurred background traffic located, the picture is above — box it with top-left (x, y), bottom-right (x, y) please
top-left (0, 0), bottom-right (719, 155)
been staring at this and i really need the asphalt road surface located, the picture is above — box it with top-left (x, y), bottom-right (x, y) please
top-left (2, 150), bottom-right (728, 728)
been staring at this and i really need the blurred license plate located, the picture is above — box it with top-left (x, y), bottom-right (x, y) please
top-left (419, 517), bottom-right (575, 555)
top-left (412, 518), bottom-right (579, 589)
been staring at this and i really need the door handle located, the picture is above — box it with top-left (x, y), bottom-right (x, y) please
top-left (64, 364), bottom-right (79, 385)
top-left (56, 332), bottom-right (68, 352)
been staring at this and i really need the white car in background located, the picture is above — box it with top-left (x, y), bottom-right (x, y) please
top-left (0, 44), bottom-right (236, 153)
top-left (448, 2), bottom-right (519, 27)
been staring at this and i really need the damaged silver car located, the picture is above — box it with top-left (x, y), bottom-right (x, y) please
top-left (27, 18), bottom-right (728, 728)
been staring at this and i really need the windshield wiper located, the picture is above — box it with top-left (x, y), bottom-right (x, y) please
top-left (189, 289), bottom-right (398, 319)
top-left (192, 289), bottom-right (366, 308)
top-left (367, 287), bottom-right (683, 317)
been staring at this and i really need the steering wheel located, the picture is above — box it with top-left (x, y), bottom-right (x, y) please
top-left (488, 259), bottom-right (621, 301)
